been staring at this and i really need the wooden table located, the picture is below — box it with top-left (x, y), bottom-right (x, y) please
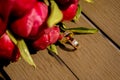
top-left (0, 0), bottom-right (120, 80)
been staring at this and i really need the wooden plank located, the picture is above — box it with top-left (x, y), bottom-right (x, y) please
top-left (79, 0), bottom-right (120, 46)
top-left (0, 72), bottom-right (5, 80)
top-left (57, 15), bottom-right (120, 80)
top-left (4, 50), bottom-right (77, 80)
top-left (4, 15), bottom-right (120, 80)
top-left (0, 69), bottom-right (9, 80)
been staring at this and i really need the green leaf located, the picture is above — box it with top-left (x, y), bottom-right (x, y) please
top-left (17, 39), bottom-right (36, 68)
top-left (47, 0), bottom-right (63, 27)
top-left (59, 22), bottom-right (67, 31)
top-left (65, 27), bottom-right (98, 34)
top-left (6, 30), bottom-right (17, 45)
top-left (72, 4), bottom-right (82, 22)
top-left (47, 44), bottom-right (58, 55)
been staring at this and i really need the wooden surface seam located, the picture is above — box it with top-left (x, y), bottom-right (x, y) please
top-left (1, 1), bottom-right (120, 79)
top-left (80, 0), bottom-right (120, 46)
top-left (81, 12), bottom-right (120, 49)
top-left (3, 14), bottom-right (120, 80)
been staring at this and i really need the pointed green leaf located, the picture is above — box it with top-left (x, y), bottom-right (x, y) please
top-left (17, 39), bottom-right (36, 68)
top-left (65, 27), bottom-right (98, 34)
top-left (73, 4), bottom-right (82, 22)
top-left (47, 0), bottom-right (63, 27)
top-left (47, 44), bottom-right (58, 55)
top-left (6, 30), bottom-right (17, 45)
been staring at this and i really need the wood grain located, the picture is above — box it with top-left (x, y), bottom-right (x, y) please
top-left (57, 15), bottom-right (120, 80)
top-left (3, 1), bottom-right (120, 80)
top-left (4, 50), bottom-right (77, 80)
top-left (79, 0), bottom-right (120, 46)
top-left (0, 73), bottom-right (5, 80)
top-left (4, 15), bottom-right (120, 80)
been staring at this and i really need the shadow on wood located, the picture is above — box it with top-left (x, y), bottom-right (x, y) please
top-left (0, 59), bottom-right (11, 80)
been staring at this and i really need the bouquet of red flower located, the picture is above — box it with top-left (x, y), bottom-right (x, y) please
top-left (0, 0), bottom-right (97, 67)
